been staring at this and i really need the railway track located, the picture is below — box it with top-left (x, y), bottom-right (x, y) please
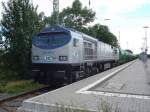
top-left (0, 86), bottom-right (57, 112)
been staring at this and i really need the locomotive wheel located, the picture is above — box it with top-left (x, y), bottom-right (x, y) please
top-left (98, 64), bottom-right (103, 72)
top-left (92, 66), bottom-right (99, 74)
top-left (46, 71), bottom-right (55, 86)
top-left (72, 72), bottom-right (79, 81)
top-left (38, 72), bottom-right (46, 84)
top-left (110, 63), bottom-right (115, 68)
top-left (85, 66), bottom-right (93, 77)
top-left (97, 65), bottom-right (101, 73)
top-left (95, 67), bottom-right (99, 73)
top-left (85, 67), bottom-right (89, 77)
top-left (66, 70), bottom-right (74, 84)
top-left (101, 64), bottom-right (104, 71)
top-left (32, 71), bottom-right (39, 83)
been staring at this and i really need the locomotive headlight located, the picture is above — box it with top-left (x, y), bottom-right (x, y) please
top-left (59, 56), bottom-right (68, 61)
top-left (33, 56), bottom-right (39, 60)
top-left (45, 56), bottom-right (53, 61)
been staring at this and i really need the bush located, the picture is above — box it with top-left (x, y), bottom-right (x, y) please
top-left (148, 54), bottom-right (150, 58)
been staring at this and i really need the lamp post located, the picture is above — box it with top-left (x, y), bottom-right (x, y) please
top-left (95, 17), bottom-right (111, 29)
top-left (95, 17), bottom-right (111, 23)
top-left (143, 26), bottom-right (148, 53)
top-left (103, 18), bottom-right (111, 25)
top-left (141, 26), bottom-right (149, 64)
top-left (118, 30), bottom-right (120, 47)
top-left (104, 18), bottom-right (111, 21)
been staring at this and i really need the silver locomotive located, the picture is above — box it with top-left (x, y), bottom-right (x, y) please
top-left (32, 26), bottom-right (119, 84)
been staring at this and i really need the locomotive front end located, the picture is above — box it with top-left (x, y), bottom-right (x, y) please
top-left (32, 31), bottom-right (71, 64)
top-left (31, 26), bottom-right (73, 84)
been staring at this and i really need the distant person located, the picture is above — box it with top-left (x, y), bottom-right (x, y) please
top-left (143, 53), bottom-right (147, 68)
top-left (140, 52), bottom-right (147, 67)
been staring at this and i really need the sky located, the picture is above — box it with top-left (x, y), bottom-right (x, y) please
top-left (0, 0), bottom-right (150, 54)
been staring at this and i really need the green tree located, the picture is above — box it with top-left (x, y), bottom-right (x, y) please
top-left (60, 0), bottom-right (95, 30)
top-left (87, 24), bottom-right (118, 47)
top-left (43, 13), bottom-right (56, 26)
top-left (1, 0), bottom-right (43, 78)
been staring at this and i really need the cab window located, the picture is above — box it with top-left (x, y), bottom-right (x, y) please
top-left (73, 38), bottom-right (79, 47)
top-left (114, 49), bottom-right (118, 54)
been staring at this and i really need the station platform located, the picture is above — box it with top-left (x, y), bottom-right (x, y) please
top-left (18, 59), bottom-right (150, 112)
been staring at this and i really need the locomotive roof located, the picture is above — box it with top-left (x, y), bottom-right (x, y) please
top-left (40, 25), bottom-right (98, 40)
top-left (39, 25), bottom-right (117, 49)
top-left (40, 25), bottom-right (87, 35)
top-left (40, 25), bottom-right (70, 34)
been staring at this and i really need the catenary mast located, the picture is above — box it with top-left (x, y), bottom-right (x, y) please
top-left (53, 0), bottom-right (59, 25)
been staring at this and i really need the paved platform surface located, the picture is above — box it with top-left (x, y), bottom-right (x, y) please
top-left (18, 60), bottom-right (150, 112)
top-left (90, 60), bottom-right (150, 96)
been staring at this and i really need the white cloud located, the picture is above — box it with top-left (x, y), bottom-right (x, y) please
top-left (32, 0), bottom-right (52, 16)
top-left (92, 0), bottom-right (149, 14)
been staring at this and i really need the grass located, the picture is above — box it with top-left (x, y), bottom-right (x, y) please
top-left (0, 80), bottom-right (44, 95)
top-left (0, 68), bottom-right (44, 95)
top-left (54, 100), bottom-right (120, 112)
top-left (99, 100), bottom-right (120, 112)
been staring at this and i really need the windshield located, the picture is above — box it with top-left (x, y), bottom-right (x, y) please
top-left (32, 32), bottom-right (71, 49)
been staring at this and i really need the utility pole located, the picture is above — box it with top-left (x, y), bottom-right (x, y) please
top-left (89, 0), bottom-right (90, 7)
top-left (53, 0), bottom-right (59, 25)
top-left (0, 37), bottom-right (2, 43)
top-left (126, 41), bottom-right (129, 49)
top-left (0, 29), bottom-right (2, 44)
